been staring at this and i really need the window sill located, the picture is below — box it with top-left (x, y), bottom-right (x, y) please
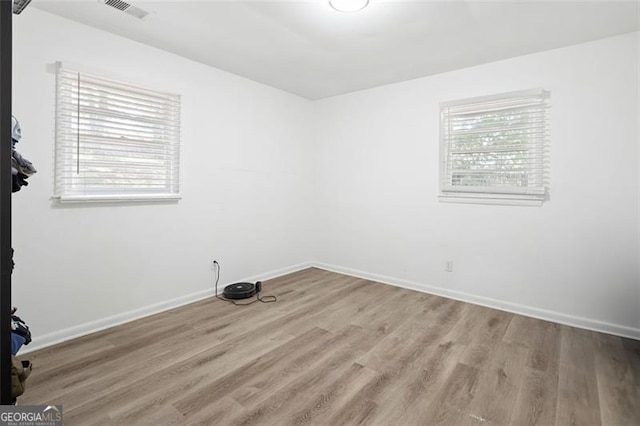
top-left (54, 194), bottom-right (182, 203)
top-left (438, 193), bottom-right (544, 207)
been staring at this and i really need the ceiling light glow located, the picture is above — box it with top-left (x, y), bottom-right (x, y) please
top-left (329, 0), bottom-right (369, 13)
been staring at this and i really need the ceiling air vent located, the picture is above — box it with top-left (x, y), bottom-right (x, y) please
top-left (102, 0), bottom-right (149, 20)
top-left (13, 0), bottom-right (33, 15)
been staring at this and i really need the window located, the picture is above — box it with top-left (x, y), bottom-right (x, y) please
top-left (439, 89), bottom-right (549, 206)
top-left (55, 67), bottom-right (181, 202)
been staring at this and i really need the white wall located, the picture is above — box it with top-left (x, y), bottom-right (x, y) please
top-left (11, 9), bottom-right (640, 348)
top-left (314, 32), bottom-right (640, 337)
top-left (11, 9), bottom-right (314, 348)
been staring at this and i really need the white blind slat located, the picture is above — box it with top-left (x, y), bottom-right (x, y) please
top-left (58, 71), bottom-right (180, 102)
top-left (55, 67), bottom-right (181, 201)
top-left (440, 89), bottom-right (550, 202)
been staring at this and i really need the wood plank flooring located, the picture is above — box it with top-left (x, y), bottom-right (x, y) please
top-left (18, 268), bottom-right (640, 425)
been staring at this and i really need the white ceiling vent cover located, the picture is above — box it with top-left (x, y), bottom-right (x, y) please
top-left (102, 0), bottom-right (149, 19)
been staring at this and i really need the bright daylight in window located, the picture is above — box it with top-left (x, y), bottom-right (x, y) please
top-left (54, 66), bottom-right (181, 202)
top-left (439, 89), bottom-right (549, 206)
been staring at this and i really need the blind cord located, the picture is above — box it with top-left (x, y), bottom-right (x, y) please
top-left (76, 72), bottom-right (80, 174)
top-left (213, 261), bottom-right (277, 306)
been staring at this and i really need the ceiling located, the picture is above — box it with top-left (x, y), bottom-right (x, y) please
top-left (31, 1), bottom-right (640, 100)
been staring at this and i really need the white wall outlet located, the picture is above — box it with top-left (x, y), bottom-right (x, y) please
top-left (445, 261), bottom-right (453, 272)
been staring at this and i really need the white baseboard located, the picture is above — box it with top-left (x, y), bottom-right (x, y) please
top-left (312, 262), bottom-right (640, 341)
top-left (21, 261), bottom-right (313, 354)
top-left (21, 259), bottom-right (639, 354)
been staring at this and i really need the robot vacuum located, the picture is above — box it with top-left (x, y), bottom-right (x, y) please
top-left (223, 281), bottom-right (262, 300)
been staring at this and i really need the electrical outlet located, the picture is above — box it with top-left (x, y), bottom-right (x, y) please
top-left (445, 261), bottom-right (453, 272)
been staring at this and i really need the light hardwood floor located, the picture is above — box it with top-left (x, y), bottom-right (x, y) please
top-left (18, 268), bottom-right (640, 425)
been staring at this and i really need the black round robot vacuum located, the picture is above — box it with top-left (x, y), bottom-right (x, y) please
top-left (223, 281), bottom-right (262, 299)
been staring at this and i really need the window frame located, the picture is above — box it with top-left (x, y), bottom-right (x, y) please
top-left (438, 88), bottom-right (550, 207)
top-left (54, 65), bottom-right (182, 203)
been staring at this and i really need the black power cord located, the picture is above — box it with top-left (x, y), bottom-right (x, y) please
top-left (213, 261), bottom-right (277, 306)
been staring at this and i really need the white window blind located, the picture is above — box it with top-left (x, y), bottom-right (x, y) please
top-left (55, 67), bottom-right (181, 202)
top-left (439, 88), bottom-right (550, 206)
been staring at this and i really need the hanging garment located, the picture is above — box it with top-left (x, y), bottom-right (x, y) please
top-left (11, 315), bottom-right (31, 345)
top-left (10, 333), bottom-right (25, 356)
top-left (11, 155), bottom-right (34, 193)
top-left (11, 115), bottom-right (21, 144)
top-left (12, 151), bottom-right (36, 176)
top-left (9, 116), bottom-right (36, 192)
top-left (11, 172), bottom-right (29, 193)
top-left (11, 356), bottom-right (32, 400)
